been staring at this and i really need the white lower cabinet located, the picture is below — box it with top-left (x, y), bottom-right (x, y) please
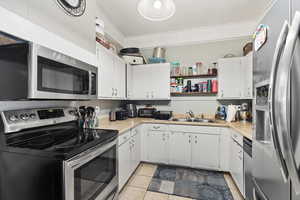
top-left (147, 130), bottom-right (169, 164)
top-left (230, 131), bottom-right (244, 196)
top-left (191, 133), bottom-right (220, 170)
top-left (169, 131), bottom-right (191, 166)
top-left (118, 123), bottom-right (244, 195)
top-left (118, 128), bottom-right (141, 190)
top-left (131, 129), bottom-right (141, 173)
top-left (118, 135), bottom-right (131, 190)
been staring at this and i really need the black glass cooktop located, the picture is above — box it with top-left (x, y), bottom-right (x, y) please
top-left (5, 121), bottom-right (118, 159)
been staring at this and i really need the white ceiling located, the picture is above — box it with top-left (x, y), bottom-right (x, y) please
top-left (97, 0), bottom-right (272, 37)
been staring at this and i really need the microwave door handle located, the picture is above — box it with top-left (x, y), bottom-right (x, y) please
top-left (268, 21), bottom-right (290, 182)
top-left (276, 11), bottom-right (300, 195)
top-left (89, 71), bottom-right (92, 96)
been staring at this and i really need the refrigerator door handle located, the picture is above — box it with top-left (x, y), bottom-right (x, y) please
top-left (268, 21), bottom-right (290, 182)
top-left (276, 11), bottom-right (300, 195)
top-left (252, 178), bottom-right (269, 200)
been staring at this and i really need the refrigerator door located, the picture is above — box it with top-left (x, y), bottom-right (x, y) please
top-left (253, 0), bottom-right (290, 85)
top-left (292, 2), bottom-right (300, 199)
top-left (253, 0), bottom-right (291, 199)
top-left (285, 2), bottom-right (300, 198)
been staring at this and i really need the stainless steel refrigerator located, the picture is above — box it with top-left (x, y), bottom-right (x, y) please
top-left (253, 0), bottom-right (300, 199)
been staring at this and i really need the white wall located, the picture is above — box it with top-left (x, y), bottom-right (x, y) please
top-left (0, 0), bottom-right (125, 53)
top-left (138, 37), bottom-right (252, 115)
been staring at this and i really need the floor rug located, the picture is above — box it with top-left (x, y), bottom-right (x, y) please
top-left (147, 165), bottom-right (234, 200)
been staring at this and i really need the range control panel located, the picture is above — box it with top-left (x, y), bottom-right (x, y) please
top-left (1, 108), bottom-right (78, 134)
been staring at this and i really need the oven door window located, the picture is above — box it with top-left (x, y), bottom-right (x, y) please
top-left (37, 56), bottom-right (89, 94)
top-left (74, 145), bottom-right (116, 200)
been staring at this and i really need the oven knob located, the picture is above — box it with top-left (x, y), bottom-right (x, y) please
top-left (20, 114), bottom-right (29, 120)
top-left (69, 110), bottom-right (76, 115)
top-left (9, 115), bottom-right (19, 122)
top-left (29, 113), bottom-right (36, 119)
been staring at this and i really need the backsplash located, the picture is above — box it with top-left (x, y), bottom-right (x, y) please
top-left (0, 100), bottom-right (121, 117)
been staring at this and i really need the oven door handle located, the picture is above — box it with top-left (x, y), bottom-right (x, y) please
top-left (268, 20), bottom-right (290, 182)
top-left (66, 138), bottom-right (117, 169)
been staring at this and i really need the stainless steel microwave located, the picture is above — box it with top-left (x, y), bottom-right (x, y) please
top-left (0, 32), bottom-right (97, 100)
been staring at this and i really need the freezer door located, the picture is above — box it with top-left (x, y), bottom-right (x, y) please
top-left (253, 0), bottom-right (290, 85)
top-left (290, 2), bottom-right (300, 198)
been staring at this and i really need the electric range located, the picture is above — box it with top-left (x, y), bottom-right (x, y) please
top-left (0, 107), bottom-right (118, 200)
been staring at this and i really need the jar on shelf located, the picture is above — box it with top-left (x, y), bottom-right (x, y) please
top-left (196, 62), bottom-right (202, 75)
top-left (188, 67), bottom-right (193, 75)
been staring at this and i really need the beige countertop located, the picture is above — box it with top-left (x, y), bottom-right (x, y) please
top-left (97, 117), bottom-right (253, 140)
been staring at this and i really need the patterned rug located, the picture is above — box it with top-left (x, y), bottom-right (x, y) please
top-left (147, 165), bottom-right (234, 200)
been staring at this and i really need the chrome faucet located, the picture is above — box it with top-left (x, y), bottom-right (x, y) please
top-left (187, 110), bottom-right (195, 118)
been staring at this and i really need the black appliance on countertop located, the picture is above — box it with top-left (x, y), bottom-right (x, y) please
top-left (116, 110), bottom-right (128, 120)
top-left (154, 111), bottom-right (173, 120)
top-left (0, 107), bottom-right (118, 200)
top-left (138, 107), bottom-right (157, 118)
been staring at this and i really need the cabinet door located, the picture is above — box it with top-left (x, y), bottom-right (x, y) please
top-left (118, 140), bottom-right (131, 190)
top-left (131, 131), bottom-right (141, 173)
top-left (231, 139), bottom-right (244, 195)
top-left (126, 64), bottom-right (133, 99)
top-left (114, 57), bottom-right (126, 99)
top-left (150, 63), bottom-right (170, 99)
top-left (97, 45), bottom-right (114, 98)
top-left (241, 53), bottom-right (253, 99)
top-left (169, 132), bottom-right (191, 166)
top-left (147, 131), bottom-right (169, 164)
top-left (191, 133), bottom-right (220, 169)
top-left (218, 58), bottom-right (242, 99)
top-left (131, 65), bottom-right (151, 99)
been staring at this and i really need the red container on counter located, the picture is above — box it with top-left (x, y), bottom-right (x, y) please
top-left (212, 80), bottom-right (218, 93)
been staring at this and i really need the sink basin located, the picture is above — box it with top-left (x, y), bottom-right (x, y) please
top-left (171, 118), bottom-right (215, 123)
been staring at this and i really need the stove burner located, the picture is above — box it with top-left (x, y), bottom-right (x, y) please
top-left (27, 136), bottom-right (55, 149)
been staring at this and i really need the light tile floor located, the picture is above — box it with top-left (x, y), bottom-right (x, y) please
top-left (119, 163), bottom-right (244, 200)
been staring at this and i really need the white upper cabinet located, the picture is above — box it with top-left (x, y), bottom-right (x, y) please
top-left (96, 44), bottom-right (126, 99)
top-left (130, 63), bottom-right (171, 100)
top-left (218, 57), bottom-right (242, 99)
top-left (241, 53), bottom-right (253, 99)
top-left (114, 56), bottom-right (126, 99)
top-left (218, 54), bottom-right (253, 99)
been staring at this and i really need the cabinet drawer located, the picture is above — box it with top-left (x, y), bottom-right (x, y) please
top-left (118, 131), bottom-right (131, 146)
top-left (169, 125), bottom-right (220, 134)
top-left (148, 124), bottom-right (168, 131)
top-left (231, 130), bottom-right (243, 146)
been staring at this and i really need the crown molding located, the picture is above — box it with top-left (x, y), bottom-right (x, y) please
top-left (124, 21), bottom-right (257, 48)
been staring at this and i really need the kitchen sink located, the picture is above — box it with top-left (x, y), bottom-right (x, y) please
top-left (171, 118), bottom-right (215, 123)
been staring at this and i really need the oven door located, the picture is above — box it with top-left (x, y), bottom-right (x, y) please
top-left (64, 139), bottom-right (118, 200)
top-left (29, 44), bottom-right (97, 100)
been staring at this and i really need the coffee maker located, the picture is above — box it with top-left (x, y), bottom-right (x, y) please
top-left (126, 104), bottom-right (137, 118)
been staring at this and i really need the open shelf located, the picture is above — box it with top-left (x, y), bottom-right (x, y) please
top-left (171, 92), bottom-right (218, 96)
top-left (170, 74), bottom-right (217, 79)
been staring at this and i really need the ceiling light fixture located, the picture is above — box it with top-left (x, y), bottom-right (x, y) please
top-left (137, 0), bottom-right (176, 21)
top-left (153, 0), bottom-right (162, 9)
